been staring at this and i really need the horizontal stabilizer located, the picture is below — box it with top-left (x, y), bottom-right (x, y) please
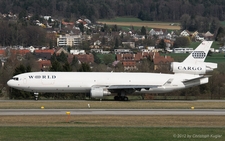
top-left (182, 75), bottom-right (210, 87)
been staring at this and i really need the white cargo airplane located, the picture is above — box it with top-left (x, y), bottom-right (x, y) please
top-left (7, 41), bottom-right (217, 101)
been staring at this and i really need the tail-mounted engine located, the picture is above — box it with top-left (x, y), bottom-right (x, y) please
top-left (171, 62), bottom-right (217, 75)
top-left (90, 87), bottom-right (111, 98)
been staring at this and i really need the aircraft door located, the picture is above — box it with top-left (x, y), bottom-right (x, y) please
top-left (23, 78), bottom-right (27, 84)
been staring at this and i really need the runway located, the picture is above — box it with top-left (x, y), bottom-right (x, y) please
top-left (0, 109), bottom-right (225, 116)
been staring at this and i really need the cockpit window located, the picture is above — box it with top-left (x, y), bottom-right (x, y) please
top-left (12, 77), bottom-right (19, 81)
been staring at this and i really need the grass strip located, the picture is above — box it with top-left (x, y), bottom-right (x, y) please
top-left (0, 127), bottom-right (224, 141)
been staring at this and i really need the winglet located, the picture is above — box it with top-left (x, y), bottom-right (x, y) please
top-left (183, 41), bottom-right (213, 63)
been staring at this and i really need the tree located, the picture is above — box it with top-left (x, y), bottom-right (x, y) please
top-left (215, 27), bottom-right (225, 42)
top-left (141, 26), bottom-right (146, 35)
top-left (62, 61), bottom-right (72, 72)
top-left (157, 39), bottom-right (166, 51)
top-left (57, 51), bottom-right (68, 63)
top-left (210, 18), bottom-right (220, 34)
top-left (78, 63), bottom-right (91, 72)
top-left (180, 14), bottom-right (191, 30)
top-left (49, 60), bottom-right (62, 71)
top-left (102, 54), bottom-right (115, 65)
top-left (78, 23), bottom-right (84, 33)
top-left (71, 56), bottom-right (79, 70)
top-left (114, 37), bottom-right (119, 49)
top-left (13, 64), bottom-right (31, 75)
top-left (92, 52), bottom-right (101, 64)
top-left (10, 64), bottom-right (32, 99)
top-left (173, 37), bottom-right (191, 48)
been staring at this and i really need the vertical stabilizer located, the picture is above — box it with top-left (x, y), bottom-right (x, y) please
top-left (183, 41), bottom-right (213, 63)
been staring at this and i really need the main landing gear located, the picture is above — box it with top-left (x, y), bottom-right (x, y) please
top-left (113, 90), bottom-right (129, 101)
top-left (114, 96), bottom-right (129, 101)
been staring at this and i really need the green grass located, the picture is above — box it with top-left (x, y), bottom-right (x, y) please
top-left (99, 17), bottom-right (143, 22)
top-left (0, 127), bottom-right (224, 141)
top-left (220, 21), bottom-right (225, 26)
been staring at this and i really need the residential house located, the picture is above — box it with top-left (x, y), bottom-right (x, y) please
top-left (94, 40), bottom-right (101, 46)
top-left (116, 53), bottom-right (142, 71)
top-left (34, 49), bottom-right (55, 60)
top-left (91, 49), bottom-right (103, 53)
top-left (55, 48), bottom-right (68, 55)
top-left (114, 49), bottom-right (132, 54)
top-left (37, 60), bottom-right (51, 71)
top-left (122, 42), bottom-right (135, 48)
top-left (122, 60), bottom-right (137, 71)
top-left (133, 34), bottom-right (145, 41)
top-left (149, 28), bottom-right (167, 36)
top-left (180, 30), bottom-right (192, 37)
top-left (70, 49), bottom-right (86, 55)
top-left (73, 54), bottom-right (94, 64)
top-left (117, 51), bottom-right (174, 71)
top-left (203, 31), bottom-right (214, 40)
top-left (153, 52), bottom-right (174, 71)
top-left (9, 49), bottom-right (30, 61)
top-left (10, 49), bottom-right (30, 56)
top-left (0, 49), bottom-right (6, 57)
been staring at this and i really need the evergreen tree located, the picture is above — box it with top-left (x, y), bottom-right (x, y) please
top-left (215, 27), bottom-right (225, 41)
top-left (157, 39), bottom-right (166, 51)
top-left (13, 64), bottom-right (31, 75)
top-left (78, 63), bottom-right (91, 72)
top-left (57, 51), bottom-right (68, 63)
top-left (49, 60), bottom-right (62, 71)
top-left (114, 37), bottom-right (119, 49)
top-left (92, 52), bottom-right (101, 64)
top-left (78, 23), bottom-right (84, 33)
top-left (10, 64), bottom-right (32, 99)
top-left (62, 61), bottom-right (72, 72)
top-left (141, 26), bottom-right (147, 35)
top-left (71, 56), bottom-right (79, 68)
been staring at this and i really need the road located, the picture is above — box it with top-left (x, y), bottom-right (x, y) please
top-left (0, 109), bottom-right (224, 115)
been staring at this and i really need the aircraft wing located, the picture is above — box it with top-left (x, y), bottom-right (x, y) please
top-left (108, 85), bottom-right (159, 90)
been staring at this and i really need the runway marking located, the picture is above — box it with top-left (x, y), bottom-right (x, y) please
top-left (0, 109), bottom-right (224, 116)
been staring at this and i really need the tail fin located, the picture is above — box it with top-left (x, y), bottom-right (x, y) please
top-left (171, 41), bottom-right (217, 75)
top-left (183, 41), bottom-right (213, 64)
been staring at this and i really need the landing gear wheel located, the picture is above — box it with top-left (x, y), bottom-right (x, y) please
top-left (123, 96), bottom-right (128, 101)
top-left (114, 96), bottom-right (129, 101)
top-left (34, 93), bottom-right (39, 101)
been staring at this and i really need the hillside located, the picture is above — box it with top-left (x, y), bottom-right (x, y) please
top-left (0, 0), bottom-right (225, 22)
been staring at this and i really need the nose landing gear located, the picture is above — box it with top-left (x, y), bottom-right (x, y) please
top-left (34, 92), bottom-right (39, 101)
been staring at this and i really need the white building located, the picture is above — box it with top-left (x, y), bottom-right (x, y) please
top-left (180, 30), bottom-right (191, 37)
top-left (173, 48), bottom-right (193, 53)
top-left (57, 34), bottom-right (82, 47)
top-left (70, 49), bottom-right (85, 55)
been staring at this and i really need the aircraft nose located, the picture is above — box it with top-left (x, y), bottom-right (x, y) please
top-left (7, 80), bottom-right (15, 87)
top-left (7, 80), bottom-right (12, 87)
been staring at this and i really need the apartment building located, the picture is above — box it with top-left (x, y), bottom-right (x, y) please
top-left (57, 34), bottom-right (82, 47)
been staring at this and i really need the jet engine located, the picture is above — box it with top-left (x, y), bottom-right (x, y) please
top-left (171, 62), bottom-right (217, 75)
top-left (90, 87), bottom-right (111, 98)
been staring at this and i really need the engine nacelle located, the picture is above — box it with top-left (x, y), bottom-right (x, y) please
top-left (171, 62), bottom-right (206, 75)
top-left (90, 87), bottom-right (111, 98)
